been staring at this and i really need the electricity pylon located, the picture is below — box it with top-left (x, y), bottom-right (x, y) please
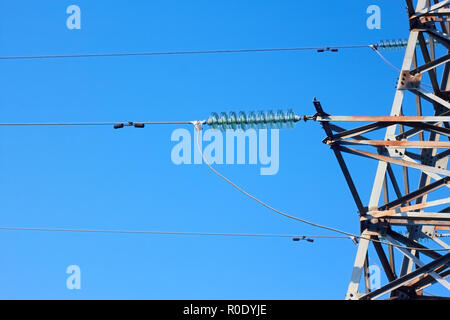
top-left (314, 0), bottom-right (450, 299)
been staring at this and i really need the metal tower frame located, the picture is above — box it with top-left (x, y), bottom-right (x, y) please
top-left (314, 0), bottom-right (450, 300)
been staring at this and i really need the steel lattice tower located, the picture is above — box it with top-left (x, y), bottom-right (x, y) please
top-left (313, 0), bottom-right (450, 299)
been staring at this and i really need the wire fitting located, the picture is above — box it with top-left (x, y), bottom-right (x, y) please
top-left (113, 121), bottom-right (145, 129)
top-left (191, 120), bottom-right (203, 132)
top-left (317, 47), bottom-right (339, 53)
top-left (292, 236), bottom-right (314, 242)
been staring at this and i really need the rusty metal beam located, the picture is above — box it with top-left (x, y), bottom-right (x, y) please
top-left (409, 268), bottom-right (450, 290)
top-left (395, 109), bottom-right (450, 140)
top-left (337, 146), bottom-right (450, 177)
top-left (327, 122), bottom-right (392, 141)
top-left (337, 140), bottom-right (450, 148)
top-left (377, 177), bottom-right (449, 211)
top-left (387, 230), bottom-right (442, 260)
top-left (360, 253), bottom-right (450, 300)
top-left (316, 115), bottom-right (450, 122)
top-left (313, 99), bottom-right (366, 215)
top-left (410, 52), bottom-right (450, 75)
top-left (396, 121), bottom-right (450, 140)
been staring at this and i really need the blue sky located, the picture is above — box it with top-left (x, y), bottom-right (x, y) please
top-left (0, 0), bottom-right (446, 299)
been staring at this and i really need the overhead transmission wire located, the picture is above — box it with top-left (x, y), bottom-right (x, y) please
top-left (0, 44), bottom-right (372, 60)
top-left (193, 126), bottom-right (450, 252)
top-left (0, 39), bottom-right (447, 252)
top-left (370, 45), bottom-right (434, 89)
top-left (370, 45), bottom-right (401, 73)
top-left (0, 39), bottom-right (433, 92)
top-left (0, 121), bottom-right (194, 127)
top-left (0, 226), bottom-right (348, 241)
top-left (0, 38), bottom-right (432, 91)
top-left (0, 38), bottom-right (423, 61)
top-left (0, 119), bottom-right (447, 252)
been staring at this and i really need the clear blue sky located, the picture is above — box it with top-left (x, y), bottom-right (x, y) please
top-left (0, 0), bottom-right (445, 299)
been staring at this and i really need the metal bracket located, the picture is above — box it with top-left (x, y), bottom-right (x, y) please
top-left (397, 70), bottom-right (422, 90)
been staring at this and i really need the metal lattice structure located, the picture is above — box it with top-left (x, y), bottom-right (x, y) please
top-left (313, 0), bottom-right (450, 300)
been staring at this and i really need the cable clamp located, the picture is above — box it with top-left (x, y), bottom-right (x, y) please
top-left (191, 120), bottom-right (203, 131)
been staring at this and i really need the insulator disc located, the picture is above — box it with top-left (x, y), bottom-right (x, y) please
top-left (276, 110), bottom-right (285, 128)
top-left (208, 112), bottom-right (219, 129)
top-left (229, 112), bottom-right (237, 130)
top-left (247, 111), bottom-right (256, 129)
top-left (266, 110), bottom-right (275, 129)
top-left (256, 111), bottom-right (264, 129)
top-left (238, 111), bottom-right (247, 130)
top-left (287, 109), bottom-right (295, 128)
top-left (220, 112), bottom-right (228, 131)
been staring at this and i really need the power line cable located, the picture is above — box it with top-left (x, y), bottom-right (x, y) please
top-left (370, 45), bottom-right (434, 89)
top-left (0, 38), bottom-right (435, 61)
top-left (0, 226), bottom-right (349, 240)
top-left (370, 45), bottom-right (402, 72)
top-left (0, 121), bottom-right (195, 128)
top-left (0, 45), bottom-right (372, 60)
top-left (0, 121), bottom-right (447, 251)
top-left (193, 125), bottom-right (450, 252)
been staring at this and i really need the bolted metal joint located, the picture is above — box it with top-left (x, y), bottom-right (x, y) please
top-left (397, 70), bottom-right (422, 90)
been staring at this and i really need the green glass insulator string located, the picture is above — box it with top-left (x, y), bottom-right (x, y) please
top-left (376, 38), bottom-right (437, 50)
top-left (206, 109), bottom-right (300, 130)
